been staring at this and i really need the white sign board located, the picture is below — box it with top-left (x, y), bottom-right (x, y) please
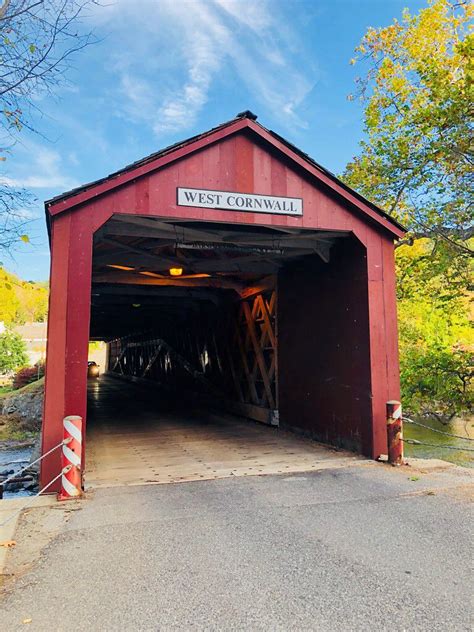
top-left (177, 187), bottom-right (303, 216)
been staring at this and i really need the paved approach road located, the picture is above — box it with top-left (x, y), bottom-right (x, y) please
top-left (1, 463), bottom-right (472, 631)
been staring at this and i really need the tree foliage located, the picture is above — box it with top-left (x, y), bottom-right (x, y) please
top-left (0, 327), bottom-right (28, 372)
top-left (345, 0), bottom-right (473, 247)
top-left (345, 0), bottom-right (473, 416)
top-left (0, 266), bottom-right (48, 324)
top-left (0, 0), bottom-right (97, 253)
top-left (396, 239), bottom-right (473, 415)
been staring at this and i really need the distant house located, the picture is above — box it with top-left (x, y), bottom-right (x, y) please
top-left (13, 322), bottom-right (47, 366)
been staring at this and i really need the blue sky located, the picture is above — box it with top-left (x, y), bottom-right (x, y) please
top-left (4, 0), bottom-right (426, 281)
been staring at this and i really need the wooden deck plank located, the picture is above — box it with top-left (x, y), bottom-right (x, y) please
top-left (85, 377), bottom-right (361, 489)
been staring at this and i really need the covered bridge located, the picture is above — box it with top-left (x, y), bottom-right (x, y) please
top-left (41, 112), bottom-right (405, 490)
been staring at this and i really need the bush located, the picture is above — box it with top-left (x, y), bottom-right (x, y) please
top-left (0, 329), bottom-right (28, 374)
top-left (400, 346), bottom-right (473, 417)
top-left (398, 286), bottom-right (473, 417)
top-left (13, 362), bottom-right (44, 390)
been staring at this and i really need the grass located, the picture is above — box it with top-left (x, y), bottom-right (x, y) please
top-left (0, 376), bottom-right (44, 400)
top-left (0, 422), bottom-right (36, 442)
top-left (0, 378), bottom-right (44, 442)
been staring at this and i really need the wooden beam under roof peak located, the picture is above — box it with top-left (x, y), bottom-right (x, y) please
top-left (112, 215), bottom-right (226, 242)
top-left (92, 270), bottom-right (246, 292)
top-left (98, 236), bottom-right (187, 269)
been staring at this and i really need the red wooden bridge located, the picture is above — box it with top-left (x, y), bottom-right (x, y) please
top-left (41, 111), bottom-right (405, 490)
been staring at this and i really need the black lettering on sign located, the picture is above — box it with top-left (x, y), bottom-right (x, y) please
top-left (177, 188), bottom-right (303, 216)
top-left (183, 190), bottom-right (198, 203)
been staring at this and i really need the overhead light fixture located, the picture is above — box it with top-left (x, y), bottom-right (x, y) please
top-left (169, 267), bottom-right (183, 277)
top-left (132, 303), bottom-right (141, 308)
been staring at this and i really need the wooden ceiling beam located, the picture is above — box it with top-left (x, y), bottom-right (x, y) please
top-left (93, 256), bottom-right (278, 275)
top-left (91, 283), bottom-right (225, 304)
top-left (99, 237), bottom-right (184, 269)
top-left (102, 220), bottom-right (345, 249)
top-left (103, 222), bottom-right (178, 240)
top-left (112, 215), bottom-right (225, 242)
top-left (91, 299), bottom-right (202, 310)
top-left (92, 246), bottom-right (317, 274)
top-left (92, 271), bottom-right (246, 292)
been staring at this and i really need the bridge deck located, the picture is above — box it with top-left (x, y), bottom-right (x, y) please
top-left (85, 376), bottom-right (362, 489)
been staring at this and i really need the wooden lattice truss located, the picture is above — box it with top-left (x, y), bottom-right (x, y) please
top-left (228, 290), bottom-right (277, 412)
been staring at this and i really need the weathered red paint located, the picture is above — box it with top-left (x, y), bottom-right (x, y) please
top-left (278, 237), bottom-right (373, 453)
top-left (41, 115), bottom-right (404, 489)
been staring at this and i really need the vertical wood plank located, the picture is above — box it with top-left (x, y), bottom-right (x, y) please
top-left (382, 239), bottom-right (401, 399)
top-left (366, 232), bottom-right (390, 457)
top-left (64, 209), bottom-right (94, 473)
top-left (41, 214), bottom-right (71, 488)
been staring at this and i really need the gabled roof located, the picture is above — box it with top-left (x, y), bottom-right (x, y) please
top-left (45, 111), bottom-right (405, 238)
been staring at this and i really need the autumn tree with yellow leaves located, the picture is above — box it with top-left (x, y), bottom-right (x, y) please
top-left (345, 0), bottom-right (473, 416)
top-left (0, 267), bottom-right (48, 325)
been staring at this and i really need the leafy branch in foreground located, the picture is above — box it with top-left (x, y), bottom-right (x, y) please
top-left (0, 0), bottom-right (98, 254)
top-left (345, 0), bottom-right (473, 416)
top-left (344, 0), bottom-right (473, 252)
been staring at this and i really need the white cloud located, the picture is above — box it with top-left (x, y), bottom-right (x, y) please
top-left (90, 0), bottom-right (318, 135)
top-left (2, 145), bottom-right (79, 190)
top-left (214, 0), bottom-right (271, 32)
top-left (154, 22), bottom-right (222, 133)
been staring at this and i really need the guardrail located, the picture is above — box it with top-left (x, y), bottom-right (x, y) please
top-left (0, 416), bottom-right (83, 528)
top-left (386, 401), bottom-right (474, 465)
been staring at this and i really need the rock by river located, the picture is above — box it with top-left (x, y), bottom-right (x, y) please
top-left (1, 380), bottom-right (44, 432)
top-left (0, 379), bottom-right (43, 496)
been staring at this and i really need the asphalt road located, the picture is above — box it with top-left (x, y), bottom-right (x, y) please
top-left (1, 464), bottom-right (472, 631)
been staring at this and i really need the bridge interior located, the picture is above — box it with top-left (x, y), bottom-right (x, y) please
top-left (85, 215), bottom-right (371, 486)
top-left (86, 376), bottom-right (359, 488)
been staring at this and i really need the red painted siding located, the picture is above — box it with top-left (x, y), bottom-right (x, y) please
top-left (278, 238), bottom-right (373, 454)
top-left (41, 127), bottom-right (402, 487)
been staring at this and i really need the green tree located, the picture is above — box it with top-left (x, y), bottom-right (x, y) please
top-left (345, 0), bottom-right (473, 415)
top-left (0, 328), bottom-right (28, 373)
top-left (345, 0), bottom-right (472, 248)
top-left (396, 239), bottom-right (473, 415)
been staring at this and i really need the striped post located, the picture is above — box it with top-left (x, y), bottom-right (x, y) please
top-left (386, 401), bottom-right (403, 465)
top-left (58, 415), bottom-right (83, 500)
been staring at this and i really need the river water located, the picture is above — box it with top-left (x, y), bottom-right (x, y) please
top-left (0, 445), bottom-right (37, 498)
top-left (403, 416), bottom-right (473, 468)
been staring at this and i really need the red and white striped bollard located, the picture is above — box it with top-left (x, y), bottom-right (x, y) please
top-left (58, 415), bottom-right (83, 500)
top-left (386, 400), bottom-right (403, 466)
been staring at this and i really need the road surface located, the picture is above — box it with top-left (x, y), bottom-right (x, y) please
top-left (1, 463), bottom-right (472, 631)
